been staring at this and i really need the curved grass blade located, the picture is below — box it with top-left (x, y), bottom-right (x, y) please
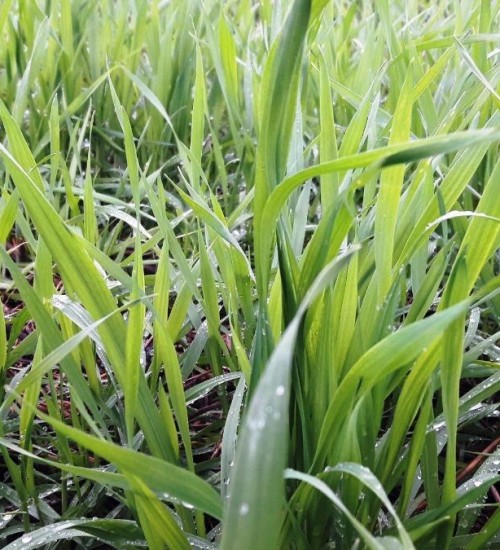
top-left (257, 129), bottom-right (500, 285)
top-left (284, 469), bottom-right (389, 550)
top-left (327, 463), bottom-right (414, 548)
top-left (3, 519), bottom-right (145, 550)
top-left (314, 300), bottom-right (471, 467)
top-left (220, 247), bottom-right (358, 550)
top-left (6, 400), bottom-right (223, 520)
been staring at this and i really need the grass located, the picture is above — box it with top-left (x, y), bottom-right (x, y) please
top-left (0, 0), bottom-right (499, 548)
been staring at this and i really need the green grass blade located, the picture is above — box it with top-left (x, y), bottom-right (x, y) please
top-left (220, 248), bottom-right (357, 550)
top-left (13, 402), bottom-right (223, 520)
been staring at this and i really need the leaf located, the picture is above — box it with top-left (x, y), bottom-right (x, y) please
top-left (314, 300), bottom-right (471, 466)
top-left (327, 463), bottom-right (414, 548)
top-left (7, 403), bottom-right (223, 520)
top-left (220, 247), bottom-right (358, 550)
top-left (284, 469), bottom-right (388, 550)
top-left (2, 519), bottom-right (145, 550)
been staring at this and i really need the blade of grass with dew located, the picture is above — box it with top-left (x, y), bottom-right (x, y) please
top-left (129, 476), bottom-right (190, 550)
top-left (465, 504), bottom-right (500, 550)
top-left (221, 375), bottom-right (246, 503)
top-left (284, 469), bottom-right (389, 550)
top-left (1, 518), bottom-right (145, 550)
top-left (397, 387), bottom-right (434, 517)
top-left (220, 247), bottom-right (357, 550)
top-left (437, 155), bottom-right (500, 543)
top-left (406, 474), bottom-right (500, 539)
top-left (328, 462), bottom-right (415, 548)
top-left (12, 399), bottom-right (223, 520)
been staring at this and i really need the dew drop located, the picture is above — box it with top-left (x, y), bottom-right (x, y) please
top-left (21, 534), bottom-right (33, 544)
top-left (275, 385), bottom-right (285, 396)
top-left (248, 418), bottom-right (266, 430)
top-left (239, 503), bottom-right (249, 516)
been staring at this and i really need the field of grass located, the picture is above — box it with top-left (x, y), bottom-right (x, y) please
top-left (0, 0), bottom-right (500, 548)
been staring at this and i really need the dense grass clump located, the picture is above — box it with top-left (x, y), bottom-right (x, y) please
top-left (0, 0), bottom-right (499, 548)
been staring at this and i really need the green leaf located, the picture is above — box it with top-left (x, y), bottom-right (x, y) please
top-left (221, 247), bottom-right (358, 550)
top-left (11, 403), bottom-right (223, 520)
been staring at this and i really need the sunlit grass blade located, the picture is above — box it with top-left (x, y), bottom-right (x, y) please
top-left (374, 68), bottom-right (413, 303)
top-left (313, 299), bottom-right (471, 466)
